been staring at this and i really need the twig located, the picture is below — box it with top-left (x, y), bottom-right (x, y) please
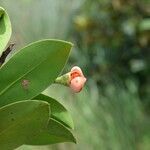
top-left (0, 43), bottom-right (15, 67)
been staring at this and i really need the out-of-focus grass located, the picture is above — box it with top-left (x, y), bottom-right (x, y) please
top-left (43, 79), bottom-right (142, 150)
top-left (0, 0), bottom-right (84, 48)
top-left (16, 78), bottom-right (148, 150)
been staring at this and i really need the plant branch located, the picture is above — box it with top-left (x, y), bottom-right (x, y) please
top-left (0, 43), bottom-right (15, 67)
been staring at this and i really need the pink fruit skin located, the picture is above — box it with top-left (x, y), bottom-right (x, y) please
top-left (69, 66), bottom-right (87, 93)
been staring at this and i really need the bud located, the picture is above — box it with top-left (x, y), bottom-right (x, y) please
top-left (69, 66), bottom-right (86, 92)
top-left (54, 66), bottom-right (87, 93)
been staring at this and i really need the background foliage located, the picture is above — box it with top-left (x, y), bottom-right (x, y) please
top-left (0, 0), bottom-right (149, 150)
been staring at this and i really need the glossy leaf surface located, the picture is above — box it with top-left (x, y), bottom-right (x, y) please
top-left (0, 100), bottom-right (50, 150)
top-left (26, 118), bottom-right (76, 146)
top-left (34, 94), bottom-right (74, 129)
top-left (0, 39), bottom-right (72, 107)
top-left (0, 7), bottom-right (12, 54)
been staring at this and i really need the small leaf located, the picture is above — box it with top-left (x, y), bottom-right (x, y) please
top-left (26, 118), bottom-right (76, 146)
top-left (0, 100), bottom-right (50, 150)
top-left (0, 39), bottom-right (72, 107)
top-left (34, 94), bottom-right (74, 129)
top-left (0, 7), bottom-right (12, 54)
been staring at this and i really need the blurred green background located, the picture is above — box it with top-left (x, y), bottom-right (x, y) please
top-left (0, 0), bottom-right (149, 150)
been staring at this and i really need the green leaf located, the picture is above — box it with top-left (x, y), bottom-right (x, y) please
top-left (0, 39), bottom-right (72, 107)
top-left (0, 7), bottom-right (12, 54)
top-left (34, 94), bottom-right (74, 129)
top-left (26, 118), bottom-right (76, 146)
top-left (0, 100), bottom-right (50, 150)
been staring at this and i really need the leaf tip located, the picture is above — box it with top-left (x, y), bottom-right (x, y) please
top-left (71, 135), bottom-right (77, 144)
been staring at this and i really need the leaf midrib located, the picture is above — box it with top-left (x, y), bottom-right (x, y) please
top-left (0, 53), bottom-right (52, 97)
